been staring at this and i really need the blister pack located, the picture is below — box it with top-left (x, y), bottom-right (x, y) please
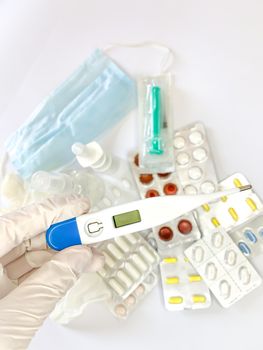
top-left (197, 173), bottom-right (263, 232)
top-left (130, 153), bottom-right (201, 247)
top-left (185, 228), bottom-right (262, 308)
top-left (97, 233), bottom-right (160, 300)
top-left (173, 122), bottom-right (218, 195)
top-left (230, 213), bottom-right (263, 258)
top-left (160, 251), bottom-right (211, 310)
top-left (138, 75), bottom-right (175, 173)
top-left (106, 271), bottom-right (158, 319)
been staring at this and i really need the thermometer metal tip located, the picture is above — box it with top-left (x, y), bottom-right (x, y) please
top-left (239, 184), bottom-right (252, 191)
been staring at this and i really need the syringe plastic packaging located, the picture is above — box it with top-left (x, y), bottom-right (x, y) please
top-left (138, 74), bottom-right (175, 173)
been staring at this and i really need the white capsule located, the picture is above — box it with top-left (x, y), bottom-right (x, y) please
top-left (224, 250), bottom-right (237, 266)
top-left (125, 234), bottom-right (138, 245)
top-left (193, 246), bottom-right (204, 263)
top-left (125, 262), bottom-right (141, 280)
top-left (107, 243), bottom-right (124, 259)
top-left (176, 152), bottom-right (190, 166)
top-left (103, 252), bottom-right (115, 268)
top-left (173, 136), bottom-right (185, 149)
top-left (188, 166), bottom-right (203, 180)
top-left (192, 147), bottom-right (207, 161)
top-left (189, 131), bottom-right (203, 145)
top-left (205, 262), bottom-right (217, 280)
top-left (219, 280), bottom-right (231, 299)
top-left (112, 187), bottom-right (121, 197)
top-left (201, 181), bottom-right (216, 194)
top-left (139, 245), bottom-right (156, 264)
top-left (115, 237), bottom-right (130, 253)
top-left (117, 271), bottom-right (133, 287)
top-left (109, 278), bottom-right (125, 296)
top-left (122, 179), bottom-right (131, 189)
top-left (103, 197), bottom-right (112, 206)
top-left (239, 266), bottom-right (251, 285)
top-left (132, 254), bottom-right (148, 272)
top-left (212, 232), bottom-right (224, 249)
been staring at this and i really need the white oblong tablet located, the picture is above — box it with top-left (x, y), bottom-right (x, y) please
top-left (212, 232), bottom-right (224, 249)
top-left (239, 266), bottom-right (251, 285)
top-left (205, 262), bottom-right (217, 280)
top-left (224, 250), bottom-right (237, 266)
top-left (192, 246), bottom-right (204, 263)
top-left (117, 271), bottom-right (133, 287)
top-left (109, 278), bottom-right (125, 296)
top-left (219, 280), bottom-right (231, 299)
top-left (139, 245), bottom-right (156, 264)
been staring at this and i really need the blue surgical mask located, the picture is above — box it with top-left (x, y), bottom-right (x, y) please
top-left (5, 49), bottom-right (137, 178)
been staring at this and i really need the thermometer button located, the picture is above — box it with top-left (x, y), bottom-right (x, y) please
top-left (85, 220), bottom-right (104, 237)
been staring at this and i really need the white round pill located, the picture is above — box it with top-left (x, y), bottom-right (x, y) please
top-left (134, 284), bottom-right (145, 297)
top-left (176, 152), bottom-right (190, 166)
top-left (184, 185), bottom-right (198, 195)
top-left (201, 181), bottom-right (216, 194)
top-left (173, 136), bottom-right (185, 149)
top-left (188, 166), bottom-right (203, 180)
top-left (189, 131), bottom-right (203, 145)
top-left (124, 295), bottom-right (136, 306)
top-left (115, 304), bottom-right (127, 317)
top-left (192, 148), bottom-right (207, 161)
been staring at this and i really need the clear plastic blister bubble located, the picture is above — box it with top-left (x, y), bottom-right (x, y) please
top-left (159, 249), bottom-right (211, 311)
top-left (196, 173), bottom-right (263, 232)
top-left (106, 270), bottom-right (159, 319)
top-left (230, 212), bottom-right (263, 258)
top-left (97, 232), bottom-right (160, 300)
top-left (185, 228), bottom-right (262, 308)
top-left (138, 75), bottom-right (175, 173)
top-left (173, 122), bottom-right (218, 195)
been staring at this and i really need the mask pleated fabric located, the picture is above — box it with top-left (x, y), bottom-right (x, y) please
top-left (5, 49), bottom-right (137, 178)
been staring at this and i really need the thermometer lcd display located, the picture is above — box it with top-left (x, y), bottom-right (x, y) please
top-left (113, 210), bottom-right (141, 228)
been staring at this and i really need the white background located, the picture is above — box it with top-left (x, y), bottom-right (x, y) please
top-left (1, 0), bottom-right (263, 349)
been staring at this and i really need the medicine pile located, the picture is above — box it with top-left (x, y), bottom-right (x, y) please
top-left (1, 49), bottom-right (262, 322)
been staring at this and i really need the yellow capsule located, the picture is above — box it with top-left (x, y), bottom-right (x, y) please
top-left (165, 277), bottom-right (179, 284)
top-left (221, 196), bottom-right (228, 202)
top-left (202, 204), bottom-right (210, 212)
top-left (246, 197), bottom-right (257, 212)
top-left (168, 296), bottom-right (183, 304)
top-left (192, 295), bottom-right (206, 303)
top-left (233, 178), bottom-right (243, 188)
top-left (211, 217), bottom-right (220, 227)
top-left (184, 257), bottom-right (190, 262)
top-left (189, 275), bottom-right (202, 282)
top-left (163, 257), bottom-right (177, 263)
top-left (228, 207), bottom-right (239, 221)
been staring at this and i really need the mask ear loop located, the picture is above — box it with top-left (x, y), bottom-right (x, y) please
top-left (103, 41), bottom-right (175, 74)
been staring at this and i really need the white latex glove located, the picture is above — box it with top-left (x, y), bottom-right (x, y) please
top-left (0, 195), bottom-right (105, 350)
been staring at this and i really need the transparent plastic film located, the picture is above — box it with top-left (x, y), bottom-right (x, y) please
top-left (138, 75), bottom-right (175, 173)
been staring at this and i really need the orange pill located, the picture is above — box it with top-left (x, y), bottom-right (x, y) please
top-left (157, 173), bottom-right (171, 178)
top-left (139, 174), bottom-right (154, 184)
top-left (163, 183), bottom-right (178, 195)
top-left (178, 219), bottom-right (193, 234)
top-left (158, 227), bottom-right (174, 241)
top-left (145, 189), bottom-right (160, 198)
top-left (134, 154), bottom-right (139, 167)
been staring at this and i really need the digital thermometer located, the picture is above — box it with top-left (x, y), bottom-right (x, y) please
top-left (46, 185), bottom-right (251, 250)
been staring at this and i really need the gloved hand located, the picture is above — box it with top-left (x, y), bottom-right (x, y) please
top-left (0, 195), bottom-right (105, 350)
